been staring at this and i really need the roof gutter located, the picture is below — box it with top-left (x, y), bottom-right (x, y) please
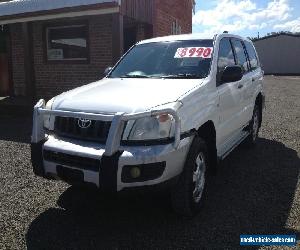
top-left (0, 2), bottom-right (120, 25)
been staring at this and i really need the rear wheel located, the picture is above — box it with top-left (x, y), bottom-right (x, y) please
top-left (245, 104), bottom-right (260, 146)
top-left (171, 136), bottom-right (209, 216)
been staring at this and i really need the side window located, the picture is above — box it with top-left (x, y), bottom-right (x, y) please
top-left (244, 41), bottom-right (259, 70)
top-left (231, 39), bottom-right (249, 73)
top-left (217, 38), bottom-right (235, 84)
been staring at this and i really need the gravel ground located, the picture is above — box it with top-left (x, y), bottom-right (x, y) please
top-left (0, 76), bottom-right (299, 250)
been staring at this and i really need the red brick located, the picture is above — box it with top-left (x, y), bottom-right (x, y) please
top-left (9, 1), bottom-right (193, 98)
top-left (153, 0), bottom-right (193, 36)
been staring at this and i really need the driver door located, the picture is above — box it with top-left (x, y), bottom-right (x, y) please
top-left (217, 38), bottom-right (243, 147)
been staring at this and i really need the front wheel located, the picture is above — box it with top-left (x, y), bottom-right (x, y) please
top-left (171, 136), bottom-right (209, 217)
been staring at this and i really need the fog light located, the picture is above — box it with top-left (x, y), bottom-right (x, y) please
top-left (130, 167), bottom-right (141, 179)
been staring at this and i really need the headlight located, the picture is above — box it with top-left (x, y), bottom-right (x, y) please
top-left (123, 114), bottom-right (175, 141)
top-left (44, 98), bottom-right (55, 130)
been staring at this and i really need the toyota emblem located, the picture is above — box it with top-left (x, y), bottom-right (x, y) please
top-left (77, 118), bottom-right (92, 129)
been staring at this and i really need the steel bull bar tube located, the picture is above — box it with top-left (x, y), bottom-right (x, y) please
top-left (31, 99), bottom-right (182, 156)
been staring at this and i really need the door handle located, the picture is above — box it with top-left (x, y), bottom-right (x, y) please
top-left (238, 84), bottom-right (244, 89)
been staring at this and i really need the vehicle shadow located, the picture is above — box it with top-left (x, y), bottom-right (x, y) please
top-left (0, 115), bottom-right (32, 143)
top-left (26, 138), bottom-right (300, 249)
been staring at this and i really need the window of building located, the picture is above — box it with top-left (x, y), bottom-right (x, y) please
top-left (171, 20), bottom-right (182, 35)
top-left (45, 23), bottom-right (89, 62)
top-left (231, 39), bottom-right (249, 73)
top-left (244, 41), bottom-right (259, 70)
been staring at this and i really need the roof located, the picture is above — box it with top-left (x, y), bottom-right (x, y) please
top-left (253, 33), bottom-right (300, 42)
top-left (138, 33), bottom-right (249, 44)
top-left (0, 0), bottom-right (118, 17)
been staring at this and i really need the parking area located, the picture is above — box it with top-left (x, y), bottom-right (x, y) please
top-left (0, 76), bottom-right (299, 249)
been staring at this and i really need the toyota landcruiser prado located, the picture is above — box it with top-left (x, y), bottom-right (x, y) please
top-left (31, 33), bottom-right (265, 216)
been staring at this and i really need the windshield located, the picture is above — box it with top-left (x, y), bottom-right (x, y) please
top-left (109, 40), bottom-right (214, 79)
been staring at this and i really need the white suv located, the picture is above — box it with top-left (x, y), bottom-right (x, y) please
top-left (31, 33), bottom-right (265, 216)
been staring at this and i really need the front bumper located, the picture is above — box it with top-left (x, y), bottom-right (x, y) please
top-left (31, 99), bottom-right (192, 191)
top-left (32, 135), bottom-right (192, 191)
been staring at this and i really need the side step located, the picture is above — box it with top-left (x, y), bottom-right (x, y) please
top-left (219, 131), bottom-right (249, 160)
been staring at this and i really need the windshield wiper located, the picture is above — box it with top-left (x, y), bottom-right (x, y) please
top-left (121, 74), bottom-right (150, 78)
top-left (160, 73), bottom-right (204, 79)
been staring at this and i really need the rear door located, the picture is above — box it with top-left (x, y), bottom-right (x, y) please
top-left (231, 38), bottom-right (252, 127)
top-left (243, 40), bottom-right (263, 122)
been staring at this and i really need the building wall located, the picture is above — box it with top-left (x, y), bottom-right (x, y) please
top-left (10, 23), bottom-right (26, 96)
top-left (8, 1), bottom-right (193, 98)
top-left (254, 35), bottom-right (300, 74)
top-left (10, 14), bottom-right (113, 99)
top-left (33, 15), bottom-right (113, 98)
top-left (0, 28), bottom-right (11, 95)
top-left (154, 0), bottom-right (192, 37)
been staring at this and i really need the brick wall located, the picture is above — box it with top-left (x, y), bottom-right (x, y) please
top-left (10, 14), bottom-right (113, 99)
top-left (33, 15), bottom-right (113, 99)
top-left (154, 0), bottom-right (192, 37)
top-left (136, 24), bottom-right (153, 42)
top-left (9, 1), bottom-right (193, 99)
top-left (10, 23), bottom-right (26, 96)
top-left (136, 24), bottom-right (146, 42)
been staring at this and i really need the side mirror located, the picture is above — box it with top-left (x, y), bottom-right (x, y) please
top-left (104, 67), bottom-right (113, 76)
top-left (221, 65), bottom-right (243, 83)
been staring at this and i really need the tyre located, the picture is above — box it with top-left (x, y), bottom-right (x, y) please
top-left (171, 136), bottom-right (209, 217)
top-left (245, 104), bottom-right (260, 146)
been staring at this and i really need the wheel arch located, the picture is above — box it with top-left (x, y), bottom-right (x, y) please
top-left (196, 120), bottom-right (217, 172)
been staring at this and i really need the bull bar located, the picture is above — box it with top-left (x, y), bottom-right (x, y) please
top-left (32, 99), bottom-right (182, 156)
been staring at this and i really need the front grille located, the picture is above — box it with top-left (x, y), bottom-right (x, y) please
top-left (54, 116), bottom-right (111, 143)
top-left (43, 150), bottom-right (100, 172)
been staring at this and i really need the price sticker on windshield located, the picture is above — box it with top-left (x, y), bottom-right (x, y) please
top-left (174, 47), bottom-right (213, 58)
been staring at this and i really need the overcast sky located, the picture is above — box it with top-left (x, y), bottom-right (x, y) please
top-left (193, 0), bottom-right (300, 37)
